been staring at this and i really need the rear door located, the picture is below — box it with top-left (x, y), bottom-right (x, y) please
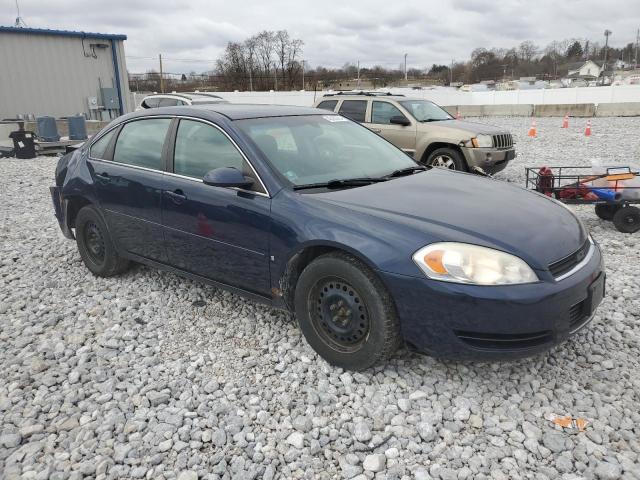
top-left (89, 117), bottom-right (171, 261)
top-left (367, 101), bottom-right (417, 155)
top-left (161, 118), bottom-right (272, 295)
top-left (338, 100), bottom-right (368, 123)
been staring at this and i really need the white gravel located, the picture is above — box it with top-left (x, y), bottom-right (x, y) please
top-left (1, 116), bottom-right (640, 479)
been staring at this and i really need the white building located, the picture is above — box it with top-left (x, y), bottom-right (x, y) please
top-left (0, 26), bottom-right (132, 120)
top-left (567, 60), bottom-right (603, 80)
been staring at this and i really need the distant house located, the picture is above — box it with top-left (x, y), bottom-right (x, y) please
top-left (567, 60), bottom-right (603, 80)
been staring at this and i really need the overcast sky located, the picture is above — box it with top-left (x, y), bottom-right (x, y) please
top-left (5, 0), bottom-right (640, 73)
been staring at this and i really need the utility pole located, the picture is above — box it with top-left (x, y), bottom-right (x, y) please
top-left (404, 53), bottom-right (408, 81)
top-left (603, 29), bottom-right (612, 71)
top-left (635, 28), bottom-right (639, 69)
top-left (357, 60), bottom-right (360, 87)
top-left (450, 59), bottom-right (454, 85)
top-left (301, 60), bottom-right (305, 90)
top-left (159, 54), bottom-right (164, 93)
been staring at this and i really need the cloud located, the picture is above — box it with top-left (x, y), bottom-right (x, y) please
top-left (3, 0), bottom-right (639, 73)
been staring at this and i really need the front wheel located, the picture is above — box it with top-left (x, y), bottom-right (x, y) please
top-left (294, 253), bottom-right (402, 370)
top-left (425, 147), bottom-right (467, 171)
top-left (76, 205), bottom-right (130, 277)
top-left (594, 204), bottom-right (620, 221)
top-left (612, 206), bottom-right (640, 233)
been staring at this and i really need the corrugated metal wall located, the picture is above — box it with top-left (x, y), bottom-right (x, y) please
top-left (0, 32), bottom-right (132, 119)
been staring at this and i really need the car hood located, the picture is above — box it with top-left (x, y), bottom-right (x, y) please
top-left (312, 169), bottom-right (586, 270)
top-left (419, 119), bottom-right (507, 135)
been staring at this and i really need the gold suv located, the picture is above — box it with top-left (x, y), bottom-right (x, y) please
top-left (313, 92), bottom-right (515, 173)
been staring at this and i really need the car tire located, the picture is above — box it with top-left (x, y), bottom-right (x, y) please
top-left (294, 252), bottom-right (402, 370)
top-left (612, 206), bottom-right (640, 233)
top-left (594, 204), bottom-right (620, 221)
top-left (75, 205), bottom-right (130, 277)
top-left (425, 147), bottom-right (467, 171)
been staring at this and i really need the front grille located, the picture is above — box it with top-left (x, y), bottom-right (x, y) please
top-left (549, 240), bottom-right (591, 279)
top-left (454, 330), bottom-right (553, 350)
top-left (492, 133), bottom-right (513, 149)
top-left (569, 299), bottom-right (589, 331)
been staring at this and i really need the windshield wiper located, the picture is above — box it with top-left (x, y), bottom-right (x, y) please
top-left (293, 177), bottom-right (386, 191)
top-left (385, 166), bottom-right (428, 178)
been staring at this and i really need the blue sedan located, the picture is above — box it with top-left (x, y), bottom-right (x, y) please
top-left (50, 104), bottom-right (605, 369)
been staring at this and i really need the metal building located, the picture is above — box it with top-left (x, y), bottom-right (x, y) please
top-left (0, 26), bottom-right (132, 120)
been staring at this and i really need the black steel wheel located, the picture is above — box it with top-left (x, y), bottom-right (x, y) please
top-left (75, 205), bottom-right (130, 277)
top-left (594, 204), bottom-right (620, 221)
top-left (294, 252), bottom-right (402, 370)
top-left (612, 206), bottom-right (640, 234)
top-left (310, 277), bottom-right (370, 353)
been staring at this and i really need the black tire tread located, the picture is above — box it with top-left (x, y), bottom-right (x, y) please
top-left (612, 206), bottom-right (640, 234)
top-left (295, 251), bottom-right (402, 370)
top-left (76, 205), bottom-right (130, 277)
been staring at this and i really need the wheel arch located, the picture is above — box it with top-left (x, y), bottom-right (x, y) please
top-left (66, 195), bottom-right (93, 229)
top-left (278, 241), bottom-right (381, 311)
top-left (419, 142), bottom-right (466, 167)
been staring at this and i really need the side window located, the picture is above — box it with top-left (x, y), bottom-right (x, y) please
top-left (317, 100), bottom-right (338, 111)
top-left (89, 128), bottom-right (117, 159)
top-left (174, 120), bottom-right (261, 191)
top-left (113, 119), bottom-right (171, 170)
top-left (158, 98), bottom-right (179, 107)
top-left (338, 100), bottom-right (367, 122)
top-left (372, 101), bottom-right (408, 124)
top-left (141, 97), bottom-right (160, 108)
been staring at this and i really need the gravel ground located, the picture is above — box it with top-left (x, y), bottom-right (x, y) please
top-left (1, 116), bottom-right (640, 480)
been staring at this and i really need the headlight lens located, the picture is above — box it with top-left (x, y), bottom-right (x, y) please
top-left (471, 134), bottom-right (493, 148)
top-left (412, 243), bottom-right (538, 285)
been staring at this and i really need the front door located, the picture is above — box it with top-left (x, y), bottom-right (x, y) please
top-left (162, 119), bottom-right (272, 295)
top-left (367, 101), bottom-right (417, 156)
top-left (89, 118), bottom-right (171, 261)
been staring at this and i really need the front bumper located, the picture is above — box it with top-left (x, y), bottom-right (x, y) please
top-left (462, 147), bottom-right (516, 174)
top-left (50, 186), bottom-right (75, 239)
top-left (381, 243), bottom-right (604, 360)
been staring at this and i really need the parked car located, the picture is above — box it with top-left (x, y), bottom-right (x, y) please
top-left (51, 104), bottom-right (603, 370)
top-left (314, 92), bottom-right (515, 173)
top-left (137, 92), bottom-right (228, 109)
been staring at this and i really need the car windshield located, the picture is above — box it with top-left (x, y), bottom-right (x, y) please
top-left (400, 100), bottom-right (452, 122)
top-left (236, 115), bottom-right (419, 188)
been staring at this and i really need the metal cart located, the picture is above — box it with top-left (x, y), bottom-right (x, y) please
top-left (525, 166), bottom-right (640, 233)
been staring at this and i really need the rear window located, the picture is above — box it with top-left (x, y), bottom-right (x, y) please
top-left (141, 97), bottom-right (160, 108)
top-left (158, 98), bottom-right (180, 107)
top-left (89, 128), bottom-right (116, 159)
top-left (338, 100), bottom-right (367, 123)
top-left (317, 100), bottom-right (338, 111)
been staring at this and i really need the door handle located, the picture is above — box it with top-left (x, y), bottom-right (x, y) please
top-left (95, 172), bottom-right (110, 181)
top-left (164, 189), bottom-right (187, 204)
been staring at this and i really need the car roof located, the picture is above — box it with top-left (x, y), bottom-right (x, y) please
top-left (144, 92), bottom-right (223, 100)
top-left (188, 103), bottom-right (327, 120)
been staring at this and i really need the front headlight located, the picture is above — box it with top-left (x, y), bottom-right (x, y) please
top-left (471, 134), bottom-right (493, 148)
top-left (412, 243), bottom-right (538, 285)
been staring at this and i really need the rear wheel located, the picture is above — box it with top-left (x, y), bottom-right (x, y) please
top-left (425, 147), bottom-right (466, 171)
top-left (594, 204), bottom-right (620, 221)
top-left (612, 206), bottom-right (640, 233)
top-left (76, 205), bottom-right (130, 276)
top-left (294, 252), bottom-right (402, 370)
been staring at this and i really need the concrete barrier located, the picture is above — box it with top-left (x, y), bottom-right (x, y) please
top-left (457, 105), bottom-right (484, 117)
top-left (595, 102), bottom-right (640, 117)
top-left (482, 104), bottom-right (533, 116)
top-left (533, 103), bottom-right (595, 117)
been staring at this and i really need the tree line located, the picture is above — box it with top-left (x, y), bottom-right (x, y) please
top-left (129, 34), bottom-right (638, 92)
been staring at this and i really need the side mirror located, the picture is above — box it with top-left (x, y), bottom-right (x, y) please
top-left (390, 116), bottom-right (411, 126)
top-left (203, 167), bottom-right (254, 189)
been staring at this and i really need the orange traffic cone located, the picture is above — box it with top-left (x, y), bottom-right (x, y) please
top-left (562, 114), bottom-right (569, 128)
top-left (528, 118), bottom-right (537, 137)
top-left (585, 120), bottom-right (592, 137)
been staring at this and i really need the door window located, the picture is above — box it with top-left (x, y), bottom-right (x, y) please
top-left (113, 119), bottom-right (171, 170)
top-left (174, 120), bottom-right (263, 192)
top-left (338, 100), bottom-right (367, 122)
top-left (372, 101), bottom-right (409, 124)
top-left (141, 97), bottom-right (160, 108)
top-left (316, 100), bottom-right (338, 111)
top-left (89, 128), bottom-right (117, 159)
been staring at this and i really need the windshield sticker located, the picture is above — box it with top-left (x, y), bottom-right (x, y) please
top-left (323, 115), bottom-right (348, 122)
